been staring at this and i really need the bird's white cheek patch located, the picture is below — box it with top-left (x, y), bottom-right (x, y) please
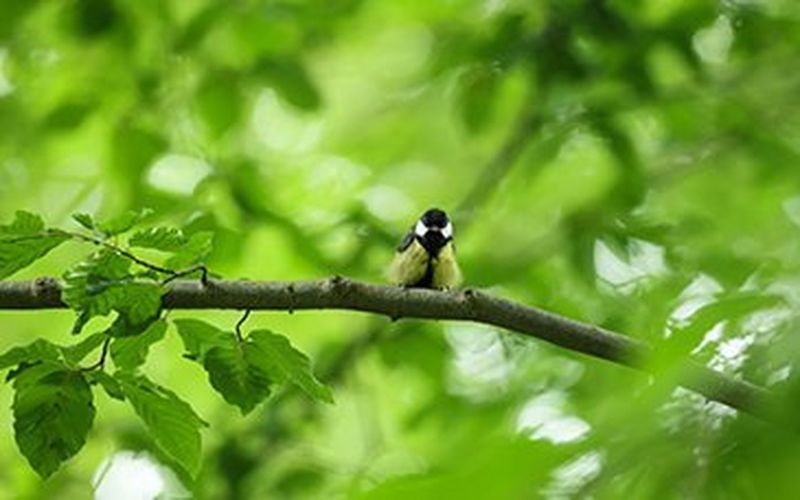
top-left (415, 220), bottom-right (427, 238)
top-left (441, 222), bottom-right (453, 239)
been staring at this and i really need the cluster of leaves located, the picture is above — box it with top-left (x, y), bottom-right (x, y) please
top-left (0, 210), bottom-right (332, 480)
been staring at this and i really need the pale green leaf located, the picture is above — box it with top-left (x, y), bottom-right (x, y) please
top-left (0, 211), bottom-right (69, 279)
top-left (129, 227), bottom-right (189, 252)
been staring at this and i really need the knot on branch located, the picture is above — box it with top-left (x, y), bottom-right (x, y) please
top-left (327, 275), bottom-right (354, 297)
top-left (32, 276), bottom-right (59, 297)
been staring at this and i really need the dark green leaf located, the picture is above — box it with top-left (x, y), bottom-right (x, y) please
top-left (174, 319), bottom-right (273, 414)
top-left (129, 227), bottom-right (188, 252)
top-left (118, 373), bottom-right (206, 476)
top-left (12, 363), bottom-right (95, 478)
top-left (86, 370), bottom-right (125, 400)
top-left (249, 330), bottom-right (333, 403)
top-left (0, 339), bottom-right (61, 371)
top-left (111, 319), bottom-right (168, 370)
top-left (0, 211), bottom-right (70, 279)
top-left (204, 344), bottom-right (273, 414)
top-left (97, 208), bottom-right (154, 237)
top-left (71, 213), bottom-right (96, 231)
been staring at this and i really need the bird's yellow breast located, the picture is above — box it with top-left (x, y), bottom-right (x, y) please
top-left (388, 239), bottom-right (462, 289)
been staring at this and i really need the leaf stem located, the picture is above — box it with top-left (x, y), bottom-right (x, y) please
top-left (235, 309), bottom-right (251, 342)
top-left (80, 335), bottom-right (111, 372)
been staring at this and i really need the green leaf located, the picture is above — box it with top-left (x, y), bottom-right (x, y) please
top-left (71, 213), bottom-right (96, 231)
top-left (249, 330), bottom-right (333, 403)
top-left (0, 211), bottom-right (70, 279)
top-left (129, 227), bottom-right (188, 252)
top-left (62, 250), bottom-right (163, 334)
top-left (204, 344), bottom-right (273, 415)
top-left (0, 210), bottom-right (44, 234)
top-left (86, 370), bottom-right (125, 401)
top-left (97, 208), bottom-right (154, 237)
top-left (12, 363), bottom-right (95, 478)
top-left (174, 319), bottom-right (273, 414)
top-left (173, 319), bottom-right (230, 359)
top-left (165, 231), bottom-right (213, 270)
top-left (111, 320), bottom-right (168, 370)
top-left (61, 332), bottom-right (107, 365)
top-left (118, 373), bottom-right (206, 476)
top-left (0, 339), bottom-right (61, 371)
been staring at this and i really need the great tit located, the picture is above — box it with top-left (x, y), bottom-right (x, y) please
top-left (388, 208), bottom-right (462, 289)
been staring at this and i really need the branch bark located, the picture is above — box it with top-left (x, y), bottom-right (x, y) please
top-left (0, 276), bottom-right (775, 424)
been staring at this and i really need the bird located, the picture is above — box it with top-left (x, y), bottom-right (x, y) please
top-left (387, 208), bottom-right (462, 289)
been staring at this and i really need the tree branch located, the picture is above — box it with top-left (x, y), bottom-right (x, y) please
top-left (0, 276), bottom-right (775, 424)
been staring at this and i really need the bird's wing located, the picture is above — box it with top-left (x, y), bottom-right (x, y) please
top-left (396, 228), bottom-right (415, 252)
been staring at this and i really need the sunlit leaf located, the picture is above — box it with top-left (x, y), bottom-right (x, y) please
top-left (129, 227), bottom-right (188, 252)
top-left (0, 211), bottom-right (70, 279)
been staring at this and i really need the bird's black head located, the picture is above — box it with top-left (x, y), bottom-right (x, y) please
top-left (415, 208), bottom-right (453, 256)
top-left (420, 208), bottom-right (449, 230)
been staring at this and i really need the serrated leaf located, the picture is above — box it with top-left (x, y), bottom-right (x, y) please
top-left (97, 208), bottom-right (154, 237)
top-left (165, 231), bottom-right (213, 270)
top-left (118, 373), bottom-right (206, 476)
top-left (174, 319), bottom-right (273, 414)
top-left (71, 213), bottom-right (96, 231)
top-left (0, 339), bottom-right (61, 371)
top-left (61, 332), bottom-right (107, 366)
top-left (86, 371), bottom-right (125, 400)
top-left (129, 227), bottom-right (188, 252)
top-left (0, 211), bottom-right (69, 279)
top-left (12, 363), bottom-right (95, 478)
top-left (249, 330), bottom-right (333, 403)
top-left (111, 320), bottom-right (167, 370)
top-left (62, 250), bottom-right (163, 334)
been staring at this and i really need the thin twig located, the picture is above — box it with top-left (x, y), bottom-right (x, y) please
top-left (235, 309), bottom-right (251, 342)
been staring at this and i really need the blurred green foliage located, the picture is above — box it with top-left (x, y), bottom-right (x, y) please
top-left (1, 0), bottom-right (800, 498)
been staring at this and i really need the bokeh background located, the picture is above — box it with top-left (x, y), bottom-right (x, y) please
top-left (2, 0), bottom-right (800, 498)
